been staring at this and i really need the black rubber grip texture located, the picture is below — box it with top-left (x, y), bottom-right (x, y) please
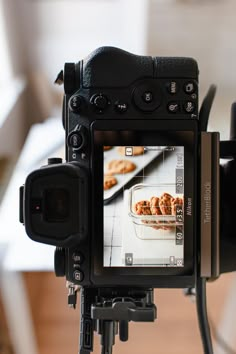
top-left (153, 56), bottom-right (199, 79)
top-left (78, 46), bottom-right (198, 88)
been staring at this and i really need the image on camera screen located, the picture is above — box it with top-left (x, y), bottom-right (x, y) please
top-left (103, 145), bottom-right (184, 267)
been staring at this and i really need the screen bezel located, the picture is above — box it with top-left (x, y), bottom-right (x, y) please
top-left (90, 119), bottom-right (197, 286)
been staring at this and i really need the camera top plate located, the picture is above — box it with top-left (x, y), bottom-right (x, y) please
top-left (63, 47), bottom-right (198, 123)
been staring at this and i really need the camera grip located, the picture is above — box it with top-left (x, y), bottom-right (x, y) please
top-left (81, 46), bottom-right (198, 88)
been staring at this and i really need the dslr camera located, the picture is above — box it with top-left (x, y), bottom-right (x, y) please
top-left (20, 47), bottom-right (236, 354)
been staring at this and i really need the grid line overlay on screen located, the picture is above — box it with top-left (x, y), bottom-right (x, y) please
top-left (103, 146), bottom-right (184, 267)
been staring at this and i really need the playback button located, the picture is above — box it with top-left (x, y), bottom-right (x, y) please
top-left (73, 270), bottom-right (84, 282)
top-left (167, 102), bottom-right (179, 113)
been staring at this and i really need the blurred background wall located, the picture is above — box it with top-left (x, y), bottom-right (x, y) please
top-left (1, 0), bottom-right (236, 147)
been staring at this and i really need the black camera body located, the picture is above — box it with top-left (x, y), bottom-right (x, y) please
top-left (19, 47), bottom-right (224, 353)
top-left (20, 47), bottom-right (220, 289)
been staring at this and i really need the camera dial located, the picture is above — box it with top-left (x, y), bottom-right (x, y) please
top-left (90, 93), bottom-right (110, 113)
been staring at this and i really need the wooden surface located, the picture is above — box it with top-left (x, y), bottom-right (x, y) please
top-left (0, 296), bottom-right (13, 354)
top-left (21, 272), bottom-right (236, 354)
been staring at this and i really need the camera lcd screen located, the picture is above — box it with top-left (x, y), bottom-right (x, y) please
top-left (103, 145), bottom-right (184, 267)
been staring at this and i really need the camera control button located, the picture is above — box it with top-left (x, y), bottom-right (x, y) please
top-left (166, 81), bottom-right (178, 94)
top-left (184, 101), bottom-right (195, 113)
top-left (167, 102), bottom-right (179, 113)
top-left (115, 102), bottom-right (128, 113)
top-left (67, 125), bottom-right (86, 151)
top-left (133, 80), bottom-right (162, 112)
top-left (68, 132), bottom-right (83, 149)
top-left (184, 81), bottom-right (195, 94)
top-left (73, 270), bottom-right (84, 282)
top-left (142, 91), bottom-right (153, 103)
top-left (69, 95), bottom-right (83, 113)
top-left (72, 252), bottom-right (84, 264)
top-left (91, 94), bottom-right (108, 111)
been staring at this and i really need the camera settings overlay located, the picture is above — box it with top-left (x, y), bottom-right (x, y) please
top-left (103, 146), bottom-right (184, 267)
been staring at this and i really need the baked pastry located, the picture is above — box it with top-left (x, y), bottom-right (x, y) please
top-left (171, 197), bottom-right (183, 215)
top-left (159, 193), bottom-right (173, 215)
top-left (150, 196), bottom-right (162, 215)
top-left (104, 174), bottom-right (117, 190)
top-left (133, 193), bottom-right (183, 231)
top-left (117, 146), bottom-right (144, 156)
top-left (133, 200), bottom-right (151, 215)
top-left (148, 197), bottom-right (162, 229)
top-left (106, 159), bottom-right (136, 174)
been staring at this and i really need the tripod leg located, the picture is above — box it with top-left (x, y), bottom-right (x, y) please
top-left (100, 321), bottom-right (116, 354)
top-left (119, 320), bottom-right (129, 342)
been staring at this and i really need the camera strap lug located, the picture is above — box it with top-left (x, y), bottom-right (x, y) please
top-left (66, 281), bottom-right (80, 309)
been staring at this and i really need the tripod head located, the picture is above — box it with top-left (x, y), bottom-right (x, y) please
top-left (79, 288), bottom-right (156, 354)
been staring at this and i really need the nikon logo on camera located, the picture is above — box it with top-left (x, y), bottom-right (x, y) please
top-left (204, 182), bottom-right (211, 223)
top-left (186, 198), bottom-right (192, 216)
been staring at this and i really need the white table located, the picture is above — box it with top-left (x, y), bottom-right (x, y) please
top-left (0, 117), bottom-right (64, 354)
